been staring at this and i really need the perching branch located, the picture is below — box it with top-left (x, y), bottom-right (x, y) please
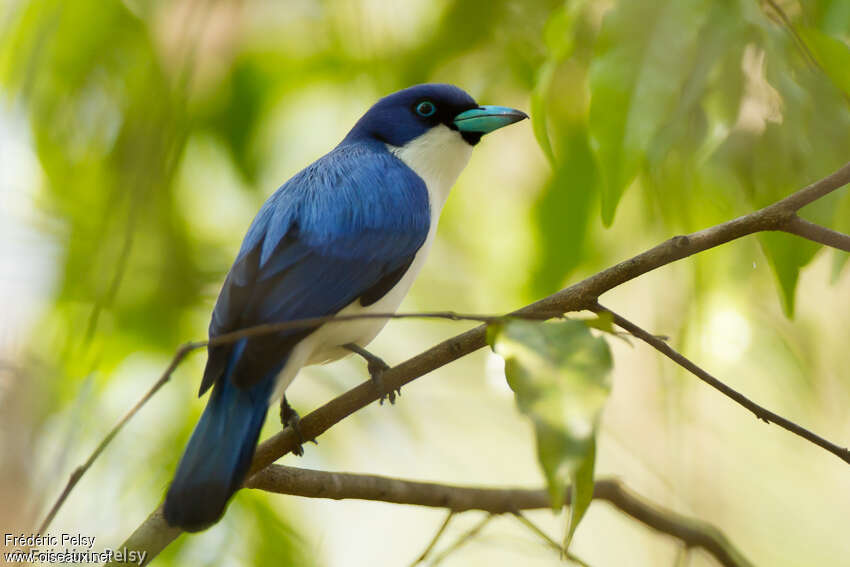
top-left (106, 161), bottom-right (850, 565)
top-left (243, 465), bottom-right (753, 567)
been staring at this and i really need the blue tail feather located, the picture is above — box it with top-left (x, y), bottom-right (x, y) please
top-left (164, 340), bottom-right (278, 532)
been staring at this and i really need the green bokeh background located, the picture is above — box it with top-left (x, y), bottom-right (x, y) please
top-left (1, 0), bottom-right (849, 565)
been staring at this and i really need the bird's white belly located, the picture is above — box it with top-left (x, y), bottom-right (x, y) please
top-left (268, 225), bottom-right (436, 403)
top-left (306, 228), bottom-right (435, 364)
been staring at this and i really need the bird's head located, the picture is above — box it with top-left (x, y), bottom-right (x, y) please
top-left (341, 84), bottom-right (527, 203)
top-left (344, 83), bottom-right (528, 148)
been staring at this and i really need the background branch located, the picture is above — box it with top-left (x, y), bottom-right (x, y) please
top-left (243, 465), bottom-right (753, 567)
top-left (108, 161), bottom-right (850, 565)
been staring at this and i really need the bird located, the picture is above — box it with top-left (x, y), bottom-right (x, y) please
top-left (163, 83), bottom-right (527, 531)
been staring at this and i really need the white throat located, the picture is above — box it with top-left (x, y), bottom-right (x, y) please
top-left (388, 124), bottom-right (473, 212)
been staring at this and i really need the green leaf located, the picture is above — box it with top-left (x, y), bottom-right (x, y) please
top-left (528, 125), bottom-right (598, 298)
top-left (531, 60), bottom-right (559, 166)
top-left (488, 319), bottom-right (612, 513)
top-left (530, 3), bottom-right (580, 165)
top-left (564, 438), bottom-right (595, 553)
top-left (589, 0), bottom-right (709, 225)
top-left (799, 27), bottom-right (850, 97)
top-left (758, 232), bottom-right (819, 317)
top-left (582, 311), bottom-right (614, 335)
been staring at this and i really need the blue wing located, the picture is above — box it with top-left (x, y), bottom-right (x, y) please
top-left (166, 141), bottom-right (429, 531)
top-left (199, 141), bottom-right (430, 394)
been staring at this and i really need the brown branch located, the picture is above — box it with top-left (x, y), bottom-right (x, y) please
top-left (593, 303), bottom-right (850, 465)
top-left (108, 161), bottom-right (850, 565)
top-left (781, 215), bottom-right (850, 252)
top-left (243, 465), bottom-right (753, 567)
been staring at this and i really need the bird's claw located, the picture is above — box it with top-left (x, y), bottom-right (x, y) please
top-left (279, 397), bottom-right (317, 456)
top-left (365, 358), bottom-right (392, 404)
top-left (367, 359), bottom-right (401, 404)
top-left (345, 343), bottom-right (399, 405)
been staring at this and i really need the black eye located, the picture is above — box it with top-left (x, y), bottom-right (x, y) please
top-left (415, 101), bottom-right (436, 117)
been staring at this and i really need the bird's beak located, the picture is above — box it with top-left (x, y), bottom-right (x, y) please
top-left (453, 105), bottom-right (529, 134)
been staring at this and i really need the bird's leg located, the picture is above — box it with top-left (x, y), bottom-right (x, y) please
top-left (344, 343), bottom-right (399, 404)
top-left (279, 395), bottom-right (317, 456)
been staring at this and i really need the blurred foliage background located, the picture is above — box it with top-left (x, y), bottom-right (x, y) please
top-left (1, 0), bottom-right (850, 565)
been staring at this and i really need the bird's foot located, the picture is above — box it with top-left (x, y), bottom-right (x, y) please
top-left (279, 396), bottom-right (317, 456)
top-left (369, 358), bottom-right (401, 405)
top-left (344, 343), bottom-right (399, 404)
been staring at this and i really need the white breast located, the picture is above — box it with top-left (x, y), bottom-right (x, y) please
top-left (270, 125), bottom-right (473, 402)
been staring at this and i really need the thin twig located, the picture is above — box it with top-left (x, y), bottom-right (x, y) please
top-left (409, 511), bottom-right (454, 567)
top-left (513, 512), bottom-right (561, 552)
top-left (205, 310), bottom-right (558, 349)
top-left (592, 302), bottom-right (850, 465)
top-left (37, 343), bottom-right (198, 534)
top-left (428, 514), bottom-right (492, 567)
top-left (781, 215), bottom-right (850, 252)
top-left (513, 512), bottom-right (591, 566)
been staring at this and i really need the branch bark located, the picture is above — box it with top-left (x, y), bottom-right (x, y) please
top-left (106, 161), bottom-right (850, 565)
top-left (243, 465), bottom-right (754, 567)
top-left (592, 303), bottom-right (850, 464)
top-left (781, 215), bottom-right (850, 252)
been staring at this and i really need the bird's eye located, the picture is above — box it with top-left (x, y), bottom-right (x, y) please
top-left (415, 101), bottom-right (436, 117)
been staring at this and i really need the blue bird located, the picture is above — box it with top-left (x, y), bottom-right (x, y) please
top-left (163, 83), bottom-right (527, 531)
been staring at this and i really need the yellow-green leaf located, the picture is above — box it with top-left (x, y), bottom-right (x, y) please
top-left (799, 27), bottom-right (850, 97)
top-left (589, 0), bottom-right (710, 225)
top-left (488, 319), bottom-right (612, 513)
top-left (564, 438), bottom-right (595, 553)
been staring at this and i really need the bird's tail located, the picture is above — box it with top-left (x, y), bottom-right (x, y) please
top-left (163, 340), bottom-right (275, 532)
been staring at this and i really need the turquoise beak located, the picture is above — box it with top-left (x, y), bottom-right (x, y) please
top-left (453, 105), bottom-right (528, 134)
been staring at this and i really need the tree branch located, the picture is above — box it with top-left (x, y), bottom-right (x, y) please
top-left (781, 215), bottom-right (850, 252)
top-left (592, 302), bottom-right (850, 465)
top-left (242, 465), bottom-right (753, 567)
top-left (107, 161), bottom-right (850, 565)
